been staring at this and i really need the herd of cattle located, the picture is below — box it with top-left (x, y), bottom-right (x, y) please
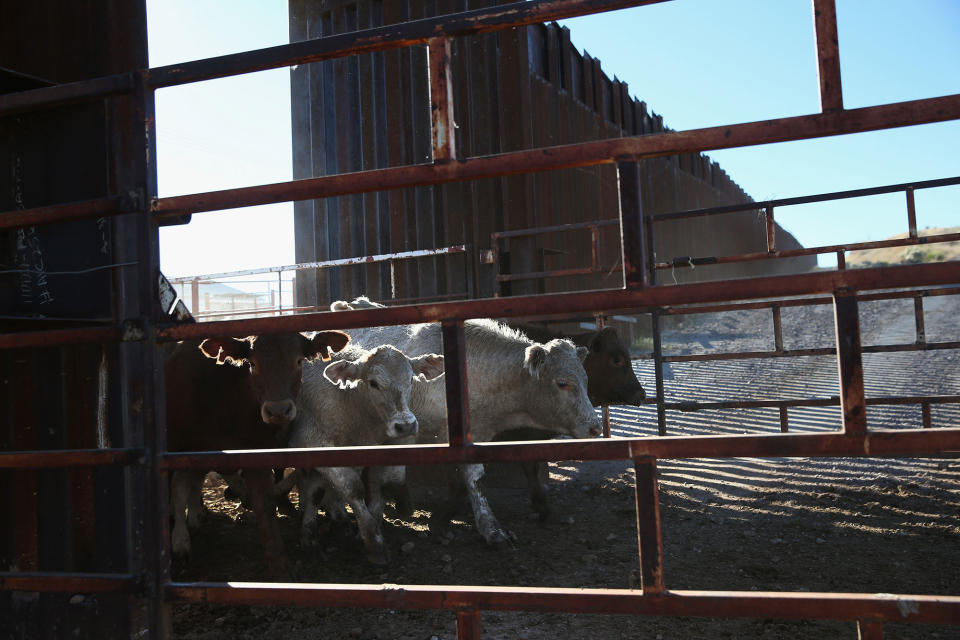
top-left (164, 296), bottom-right (646, 575)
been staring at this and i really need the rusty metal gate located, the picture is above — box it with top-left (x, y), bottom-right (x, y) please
top-left (2, 1), bottom-right (959, 638)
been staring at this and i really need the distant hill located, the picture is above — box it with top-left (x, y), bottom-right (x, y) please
top-left (846, 227), bottom-right (960, 267)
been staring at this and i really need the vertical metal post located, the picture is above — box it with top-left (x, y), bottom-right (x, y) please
top-left (441, 320), bottom-right (470, 447)
top-left (834, 292), bottom-right (867, 435)
top-left (812, 0), bottom-right (844, 112)
top-left (617, 160), bottom-right (647, 289)
top-left (277, 270), bottom-right (283, 314)
top-left (456, 610), bottom-right (481, 639)
top-left (772, 304), bottom-right (784, 353)
top-left (428, 36), bottom-right (457, 164)
top-left (651, 312), bottom-right (667, 436)
top-left (913, 294), bottom-right (926, 345)
top-left (765, 206), bottom-right (777, 253)
top-left (921, 402), bottom-right (932, 429)
top-left (190, 277), bottom-right (200, 315)
top-left (779, 405), bottom-right (790, 433)
top-left (857, 618), bottom-right (884, 640)
top-left (906, 187), bottom-right (918, 239)
top-left (633, 456), bottom-right (665, 594)
top-left (597, 314), bottom-right (612, 438)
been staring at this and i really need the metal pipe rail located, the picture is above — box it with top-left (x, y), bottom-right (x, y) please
top-left (3, 0), bottom-right (959, 638)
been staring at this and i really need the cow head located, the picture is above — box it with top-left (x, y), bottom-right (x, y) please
top-left (200, 331), bottom-right (350, 425)
top-left (523, 338), bottom-right (602, 438)
top-left (583, 327), bottom-right (646, 406)
top-left (323, 345), bottom-right (445, 438)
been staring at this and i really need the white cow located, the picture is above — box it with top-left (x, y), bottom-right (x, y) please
top-left (288, 343), bottom-right (444, 563)
top-left (330, 297), bottom-right (601, 544)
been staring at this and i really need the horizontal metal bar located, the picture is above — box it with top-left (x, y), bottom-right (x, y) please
top-left (147, 0), bottom-right (669, 88)
top-left (0, 572), bottom-right (139, 594)
top-left (661, 341), bottom-right (960, 363)
top-left (154, 261), bottom-right (959, 341)
top-left (0, 195), bottom-right (136, 232)
top-left (657, 286), bottom-right (959, 317)
top-left (492, 219), bottom-right (619, 240)
top-left (151, 94), bottom-right (960, 219)
top-left (660, 394), bottom-right (960, 413)
top-left (0, 73), bottom-right (133, 117)
top-left (654, 233), bottom-right (960, 271)
top-left (5, 96), bottom-right (956, 229)
top-left (0, 325), bottom-right (131, 351)
top-left (160, 428), bottom-right (960, 470)
top-left (167, 245), bottom-right (466, 283)
top-left (0, 449), bottom-right (143, 469)
top-left (165, 582), bottom-right (960, 624)
top-left (497, 265), bottom-right (619, 282)
top-left (650, 176), bottom-right (960, 222)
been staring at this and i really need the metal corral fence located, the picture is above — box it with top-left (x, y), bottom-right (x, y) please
top-left (1, 1), bottom-right (960, 639)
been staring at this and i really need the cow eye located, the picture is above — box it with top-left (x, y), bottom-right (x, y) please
top-left (612, 357), bottom-right (624, 367)
top-left (556, 379), bottom-right (571, 391)
top-left (369, 379), bottom-right (380, 390)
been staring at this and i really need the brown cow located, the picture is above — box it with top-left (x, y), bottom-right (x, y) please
top-left (164, 331), bottom-right (350, 576)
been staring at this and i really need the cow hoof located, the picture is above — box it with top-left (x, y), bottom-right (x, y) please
top-left (535, 505), bottom-right (553, 522)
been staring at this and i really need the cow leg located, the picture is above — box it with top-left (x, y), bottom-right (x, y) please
top-left (462, 464), bottom-right (513, 546)
top-left (379, 465), bottom-right (412, 517)
top-left (243, 467), bottom-right (289, 578)
top-left (170, 470), bottom-right (202, 557)
top-left (432, 466), bottom-right (469, 526)
top-left (323, 467), bottom-right (388, 565)
top-left (521, 461), bottom-right (552, 521)
top-left (297, 468), bottom-right (325, 546)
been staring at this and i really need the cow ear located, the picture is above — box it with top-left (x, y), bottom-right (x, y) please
top-left (523, 344), bottom-right (548, 378)
top-left (411, 353), bottom-right (445, 380)
top-left (323, 359), bottom-right (362, 387)
top-left (305, 331), bottom-right (350, 361)
top-left (330, 300), bottom-right (353, 312)
top-left (200, 337), bottom-right (251, 366)
top-left (576, 345), bottom-right (589, 363)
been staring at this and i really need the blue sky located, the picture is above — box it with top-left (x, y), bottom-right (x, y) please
top-left (147, 0), bottom-right (959, 278)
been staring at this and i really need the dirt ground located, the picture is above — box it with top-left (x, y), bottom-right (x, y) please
top-left (170, 293), bottom-right (960, 640)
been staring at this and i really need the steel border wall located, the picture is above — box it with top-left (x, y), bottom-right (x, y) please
top-left (1, 1), bottom-right (960, 638)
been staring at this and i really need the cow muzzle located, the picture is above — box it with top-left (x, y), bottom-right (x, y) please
top-left (388, 418), bottom-right (419, 438)
top-left (261, 399), bottom-right (297, 424)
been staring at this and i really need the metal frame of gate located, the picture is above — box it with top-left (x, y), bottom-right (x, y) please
top-left (2, 1), bottom-right (960, 638)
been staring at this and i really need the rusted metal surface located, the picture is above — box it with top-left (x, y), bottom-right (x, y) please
top-left (0, 194), bottom-right (135, 232)
top-left (3, 1), bottom-right (959, 636)
top-left (428, 36), bottom-right (457, 164)
top-left (0, 572), bottom-right (138, 593)
top-left (633, 457), bottom-right (664, 594)
top-left (149, 95), bottom-right (960, 220)
top-left (813, 0), bottom-right (844, 112)
top-left (158, 427), bottom-right (960, 471)
top-left (0, 73), bottom-right (133, 117)
top-left (456, 610), bottom-right (482, 640)
top-left (834, 293), bottom-right (867, 436)
top-left (147, 0), bottom-right (671, 89)
top-left (164, 582), bottom-right (960, 624)
top-left (650, 175), bottom-right (960, 222)
top-left (618, 160), bottom-right (646, 289)
top-left (653, 230), bottom-right (960, 272)
top-left (0, 449), bottom-right (142, 469)
top-left (150, 261), bottom-right (960, 341)
top-left (441, 320), bottom-right (471, 446)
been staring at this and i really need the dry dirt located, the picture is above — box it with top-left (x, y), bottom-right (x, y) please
top-left (170, 293), bottom-right (960, 640)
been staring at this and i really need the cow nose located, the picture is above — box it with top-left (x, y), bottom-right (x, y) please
top-left (391, 420), bottom-right (419, 437)
top-left (261, 400), bottom-right (296, 424)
